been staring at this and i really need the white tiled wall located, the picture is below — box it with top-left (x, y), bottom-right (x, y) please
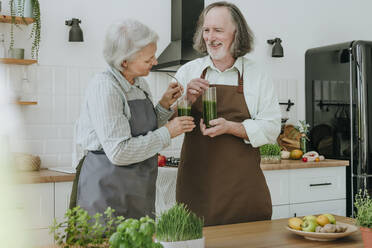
top-left (2, 64), bottom-right (297, 168)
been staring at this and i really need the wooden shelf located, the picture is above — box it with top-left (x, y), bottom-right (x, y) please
top-left (0, 58), bottom-right (37, 65)
top-left (16, 101), bottom-right (38, 105)
top-left (0, 15), bottom-right (34, 25)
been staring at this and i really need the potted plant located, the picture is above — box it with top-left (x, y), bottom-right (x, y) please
top-left (259, 143), bottom-right (281, 164)
top-left (9, 0), bottom-right (41, 59)
top-left (354, 189), bottom-right (372, 247)
top-left (156, 203), bottom-right (204, 248)
top-left (108, 216), bottom-right (162, 248)
top-left (50, 206), bottom-right (124, 247)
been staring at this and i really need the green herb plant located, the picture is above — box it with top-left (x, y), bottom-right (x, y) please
top-left (49, 206), bottom-right (124, 247)
top-left (259, 144), bottom-right (281, 156)
top-left (9, 0), bottom-right (41, 59)
top-left (354, 189), bottom-right (372, 228)
top-left (109, 216), bottom-right (162, 248)
top-left (156, 203), bottom-right (204, 242)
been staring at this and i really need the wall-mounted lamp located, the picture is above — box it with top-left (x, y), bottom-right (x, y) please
top-left (267, 38), bottom-right (283, 57)
top-left (65, 18), bottom-right (84, 42)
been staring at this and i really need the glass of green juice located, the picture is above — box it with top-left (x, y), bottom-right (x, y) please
top-left (202, 87), bottom-right (217, 128)
top-left (177, 96), bottom-right (192, 116)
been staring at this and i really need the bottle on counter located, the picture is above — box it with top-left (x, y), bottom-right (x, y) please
top-left (0, 33), bottom-right (6, 58)
top-left (300, 134), bottom-right (307, 154)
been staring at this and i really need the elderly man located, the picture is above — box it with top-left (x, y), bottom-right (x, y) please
top-left (175, 2), bottom-right (281, 226)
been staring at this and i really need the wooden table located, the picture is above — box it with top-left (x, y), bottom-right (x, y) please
top-left (203, 216), bottom-right (363, 248)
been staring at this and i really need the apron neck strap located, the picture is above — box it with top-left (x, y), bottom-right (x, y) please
top-left (200, 61), bottom-right (244, 94)
top-left (200, 67), bottom-right (208, 79)
top-left (237, 65), bottom-right (244, 93)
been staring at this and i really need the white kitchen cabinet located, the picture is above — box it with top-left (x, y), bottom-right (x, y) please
top-left (264, 170), bottom-right (289, 206)
top-left (12, 183), bottom-right (55, 246)
top-left (55, 182), bottom-right (73, 223)
top-left (272, 205), bottom-right (290, 219)
top-left (289, 166), bottom-right (346, 204)
top-left (13, 181), bottom-right (73, 247)
top-left (13, 183), bottom-right (54, 229)
top-left (24, 228), bottom-right (54, 247)
top-left (264, 166), bottom-right (347, 220)
top-left (289, 199), bottom-right (346, 217)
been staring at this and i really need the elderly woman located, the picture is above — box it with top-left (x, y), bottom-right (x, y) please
top-left (72, 19), bottom-right (195, 219)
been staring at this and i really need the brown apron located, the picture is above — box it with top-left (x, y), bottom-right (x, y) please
top-left (176, 67), bottom-right (272, 226)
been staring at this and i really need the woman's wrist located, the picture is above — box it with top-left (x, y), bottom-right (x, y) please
top-left (159, 99), bottom-right (170, 110)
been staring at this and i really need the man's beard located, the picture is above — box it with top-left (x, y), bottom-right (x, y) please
top-left (206, 42), bottom-right (227, 60)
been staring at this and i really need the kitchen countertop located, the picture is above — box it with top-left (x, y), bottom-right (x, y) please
top-left (260, 159), bottom-right (349, 171)
top-left (14, 169), bottom-right (75, 184)
top-left (16, 159), bottom-right (349, 184)
top-left (203, 215), bottom-right (362, 248)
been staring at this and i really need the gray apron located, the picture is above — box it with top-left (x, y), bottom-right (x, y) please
top-left (76, 90), bottom-right (158, 219)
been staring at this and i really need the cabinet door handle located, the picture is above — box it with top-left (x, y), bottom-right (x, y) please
top-left (309, 183), bottom-right (332, 187)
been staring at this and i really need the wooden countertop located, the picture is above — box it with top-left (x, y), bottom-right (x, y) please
top-left (261, 159), bottom-right (349, 171)
top-left (16, 159), bottom-right (348, 184)
top-left (15, 169), bottom-right (75, 184)
top-left (203, 216), bottom-right (362, 248)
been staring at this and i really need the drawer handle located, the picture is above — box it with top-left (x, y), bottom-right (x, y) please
top-left (309, 183), bottom-right (332, 187)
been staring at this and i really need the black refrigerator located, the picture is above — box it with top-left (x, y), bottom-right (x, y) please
top-left (305, 41), bottom-right (372, 217)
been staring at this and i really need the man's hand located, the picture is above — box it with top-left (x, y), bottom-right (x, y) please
top-left (159, 82), bottom-right (183, 109)
top-left (200, 118), bottom-right (249, 140)
top-left (200, 118), bottom-right (231, 137)
top-left (187, 78), bottom-right (209, 103)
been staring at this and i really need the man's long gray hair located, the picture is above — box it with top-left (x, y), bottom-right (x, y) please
top-left (193, 1), bottom-right (254, 58)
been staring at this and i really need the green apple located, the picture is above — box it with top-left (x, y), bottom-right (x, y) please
top-left (302, 215), bottom-right (317, 223)
top-left (301, 219), bottom-right (318, 232)
top-left (323, 214), bottom-right (336, 224)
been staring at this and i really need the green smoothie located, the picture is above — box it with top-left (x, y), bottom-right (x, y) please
top-left (203, 100), bottom-right (217, 128)
top-left (178, 106), bottom-right (191, 116)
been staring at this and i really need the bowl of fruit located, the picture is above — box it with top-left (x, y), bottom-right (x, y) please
top-left (287, 214), bottom-right (358, 241)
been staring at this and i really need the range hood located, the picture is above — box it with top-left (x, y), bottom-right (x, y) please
top-left (152, 0), bottom-right (204, 72)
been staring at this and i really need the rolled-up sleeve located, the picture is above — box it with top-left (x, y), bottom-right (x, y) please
top-left (155, 103), bottom-right (174, 127)
top-left (242, 74), bottom-right (281, 147)
top-left (87, 78), bottom-right (171, 166)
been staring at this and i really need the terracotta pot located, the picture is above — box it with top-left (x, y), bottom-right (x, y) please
top-left (360, 227), bottom-right (372, 248)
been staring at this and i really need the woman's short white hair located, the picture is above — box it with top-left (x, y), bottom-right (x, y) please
top-left (103, 19), bottom-right (159, 72)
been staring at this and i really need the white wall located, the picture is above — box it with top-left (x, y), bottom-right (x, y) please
top-left (232, 0), bottom-right (372, 120)
top-left (1, 0), bottom-right (171, 66)
top-left (1, 0), bottom-right (372, 168)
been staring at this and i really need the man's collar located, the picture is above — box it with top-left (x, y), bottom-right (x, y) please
top-left (204, 56), bottom-right (243, 74)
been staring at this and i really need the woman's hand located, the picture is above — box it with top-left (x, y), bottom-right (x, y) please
top-left (200, 117), bottom-right (231, 138)
top-left (187, 78), bottom-right (209, 103)
top-left (159, 82), bottom-right (183, 109)
top-left (165, 116), bottom-right (195, 138)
